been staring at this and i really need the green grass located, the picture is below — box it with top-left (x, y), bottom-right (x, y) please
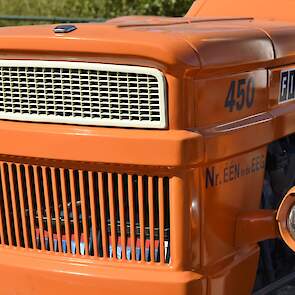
top-left (0, 0), bottom-right (194, 26)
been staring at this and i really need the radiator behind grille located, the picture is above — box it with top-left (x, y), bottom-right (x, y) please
top-left (0, 161), bottom-right (171, 264)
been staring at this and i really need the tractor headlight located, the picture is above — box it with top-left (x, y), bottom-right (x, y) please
top-left (287, 204), bottom-right (295, 241)
top-left (277, 188), bottom-right (295, 251)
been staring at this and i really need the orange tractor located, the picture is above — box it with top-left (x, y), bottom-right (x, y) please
top-left (1, 0), bottom-right (295, 294)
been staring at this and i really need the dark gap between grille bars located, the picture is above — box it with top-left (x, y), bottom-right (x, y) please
top-left (0, 162), bottom-right (171, 264)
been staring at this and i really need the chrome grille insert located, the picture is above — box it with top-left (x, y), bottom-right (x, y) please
top-left (0, 60), bottom-right (167, 128)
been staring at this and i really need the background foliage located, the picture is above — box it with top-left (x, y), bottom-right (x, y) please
top-left (0, 0), bottom-right (194, 20)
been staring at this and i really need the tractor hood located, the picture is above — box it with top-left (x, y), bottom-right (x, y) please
top-left (0, 17), bottom-right (279, 75)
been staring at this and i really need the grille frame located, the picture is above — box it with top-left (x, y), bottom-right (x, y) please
top-left (0, 60), bottom-right (168, 129)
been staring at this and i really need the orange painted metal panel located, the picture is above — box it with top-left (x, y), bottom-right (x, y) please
top-left (0, 247), bottom-right (205, 295)
top-left (195, 70), bottom-right (268, 127)
top-left (4, 1), bottom-right (295, 294)
top-left (0, 121), bottom-right (204, 166)
top-left (200, 148), bottom-right (266, 266)
top-left (187, 0), bottom-right (295, 22)
top-left (235, 210), bottom-right (279, 247)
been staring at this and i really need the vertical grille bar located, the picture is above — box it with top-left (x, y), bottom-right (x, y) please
top-left (164, 177), bottom-right (170, 264)
top-left (127, 175), bottom-right (136, 261)
top-left (88, 171), bottom-right (98, 257)
top-left (0, 214), bottom-right (4, 245)
top-left (33, 166), bottom-right (45, 250)
top-left (51, 168), bottom-right (62, 253)
top-left (159, 177), bottom-right (165, 264)
top-left (118, 174), bottom-right (126, 260)
top-left (108, 173), bottom-right (117, 259)
top-left (0, 163), bottom-right (12, 246)
top-left (24, 165), bottom-right (36, 249)
top-left (16, 164), bottom-right (28, 248)
top-left (42, 167), bottom-right (54, 251)
top-left (79, 171), bottom-right (89, 256)
top-left (7, 164), bottom-right (21, 247)
top-left (148, 176), bottom-right (155, 262)
top-left (138, 176), bottom-right (145, 262)
top-left (98, 172), bottom-right (107, 258)
top-left (69, 170), bottom-right (80, 255)
top-left (0, 180), bottom-right (5, 244)
top-left (0, 164), bottom-right (6, 245)
top-left (60, 168), bottom-right (71, 253)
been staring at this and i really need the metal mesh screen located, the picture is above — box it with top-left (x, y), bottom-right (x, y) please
top-left (0, 60), bottom-right (167, 128)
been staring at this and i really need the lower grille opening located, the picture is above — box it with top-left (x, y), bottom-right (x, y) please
top-left (0, 162), bottom-right (171, 264)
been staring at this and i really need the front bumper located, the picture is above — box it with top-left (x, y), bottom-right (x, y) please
top-left (0, 247), bottom-right (205, 295)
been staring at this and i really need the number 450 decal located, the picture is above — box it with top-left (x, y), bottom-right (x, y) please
top-left (225, 78), bottom-right (255, 112)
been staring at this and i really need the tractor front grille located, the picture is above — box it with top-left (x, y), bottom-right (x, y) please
top-left (0, 60), bottom-right (167, 129)
top-left (0, 160), bottom-right (171, 264)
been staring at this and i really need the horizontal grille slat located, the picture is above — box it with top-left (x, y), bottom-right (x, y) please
top-left (0, 60), bottom-right (167, 129)
top-left (0, 160), bottom-right (171, 265)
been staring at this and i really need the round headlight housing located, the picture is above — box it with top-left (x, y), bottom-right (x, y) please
top-left (287, 204), bottom-right (295, 241)
top-left (277, 187), bottom-right (295, 252)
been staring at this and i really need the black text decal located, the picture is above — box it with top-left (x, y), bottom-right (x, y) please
top-left (279, 69), bottom-right (295, 103)
top-left (225, 78), bottom-right (255, 112)
top-left (205, 154), bottom-right (265, 189)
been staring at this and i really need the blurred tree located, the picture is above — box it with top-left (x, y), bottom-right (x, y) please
top-left (0, 0), bottom-right (194, 18)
